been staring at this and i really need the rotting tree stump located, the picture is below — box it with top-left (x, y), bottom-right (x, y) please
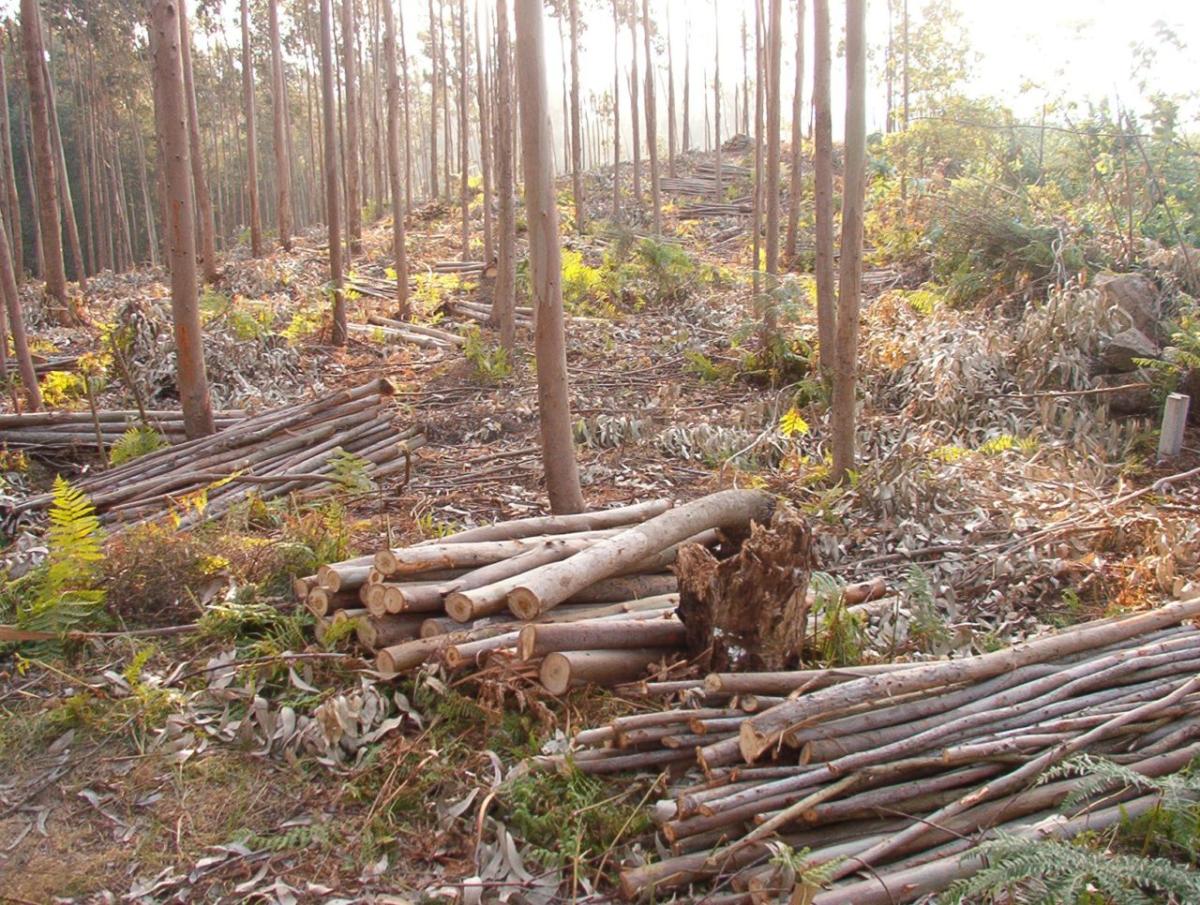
top-left (676, 505), bottom-right (813, 672)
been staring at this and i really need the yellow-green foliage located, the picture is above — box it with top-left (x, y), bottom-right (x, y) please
top-left (16, 477), bottom-right (106, 635)
top-left (283, 304), bottom-right (324, 344)
top-left (560, 249), bottom-right (613, 317)
top-left (462, 326), bottom-right (512, 383)
top-left (109, 426), bottom-right (168, 466)
top-left (39, 370), bottom-right (88, 407)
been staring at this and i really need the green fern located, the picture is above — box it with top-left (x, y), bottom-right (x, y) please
top-left (109, 426), bottom-right (168, 466)
top-left (327, 449), bottom-right (375, 494)
top-left (940, 834), bottom-right (1200, 905)
top-left (17, 477), bottom-right (106, 635)
top-left (809, 572), bottom-right (868, 666)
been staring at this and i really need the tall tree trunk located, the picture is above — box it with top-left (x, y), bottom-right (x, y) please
top-left (712, 0), bottom-right (722, 201)
top-left (398, 1), bottom-right (413, 212)
top-left (0, 207), bottom-right (40, 410)
top-left (427, 0), bottom-right (439, 200)
top-left (179, 1), bottom-right (219, 282)
top-left (750, 0), bottom-right (763, 300)
top-left (681, 26), bottom-right (690, 154)
top-left (241, 0), bottom-right (263, 257)
top-left (513, 0), bottom-right (583, 515)
top-left (0, 54), bottom-right (23, 279)
top-left (134, 117), bottom-right (159, 266)
top-left (269, 0), bottom-right (294, 250)
top-left (641, 0), bottom-right (661, 236)
top-left (666, 18), bottom-right (677, 178)
top-left (740, 11), bottom-right (749, 135)
top-left (149, 0), bottom-right (215, 438)
top-left (628, 14), bottom-right (640, 203)
top-left (41, 47), bottom-right (86, 291)
top-left (320, 0), bottom-right (347, 345)
top-left (830, 0), bottom-right (865, 482)
top-left (440, 0), bottom-right (451, 199)
top-left (812, 0), bottom-right (835, 377)
top-left (18, 100), bottom-right (44, 278)
top-left (382, 0), bottom-right (409, 318)
top-left (458, 0), bottom-right (469, 259)
top-left (785, 0), bottom-right (806, 265)
top-left (475, 11), bottom-right (494, 264)
top-left (902, 0), bottom-right (909, 129)
top-left (341, 0), bottom-right (361, 254)
top-left (491, 0), bottom-right (516, 351)
top-left (20, 0), bottom-right (70, 322)
top-left (610, 0), bottom-right (620, 222)
top-left (764, 0), bottom-right (782, 297)
top-left (568, 0), bottom-right (584, 233)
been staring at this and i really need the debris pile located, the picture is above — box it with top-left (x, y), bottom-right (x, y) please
top-left (11, 379), bottom-right (421, 533)
top-left (298, 491), bottom-right (777, 690)
top-left (548, 596), bottom-right (1200, 903)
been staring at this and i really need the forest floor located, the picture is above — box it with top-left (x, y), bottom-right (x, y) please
top-left (2, 152), bottom-right (1199, 902)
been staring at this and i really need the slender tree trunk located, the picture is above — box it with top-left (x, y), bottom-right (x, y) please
top-left (0, 54), bottom-right (23, 279)
top-left (611, 0), bottom-right (621, 222)
top-left (41, 47), bottom-right (86, 291)
top-left (475, 12), bottom-right (494, 264)
top-left (492, 0), bottom-right (516, 351)
top-left (666, 18), bottom-right (677, 178)
top-left (681, 26), bottom-right (690, 154)
top-left (902, 0), bottom-right (909, 128)
top-left (440, 0), bottom-right (451, 199)
top-left (382, 0), bottom-right (409, 318)
top-left (830, 0), bottom-right (865, 482)
top-left (320, 0), bottom-right (347, 345)
top-left (149, 0), bottom-right (215, 438)
top-left (713, 0), bottom-right (722, 201)
top-left (427, 0), bottom-right (439, 200)
top-left (240, 0), bottom-right (262, 256)
top-left (457, 0), bottom-right (469, 259)
top-left (785, 0), bottom-right (806, 265)
top-left (628, 14), bottom-right (641, 203)
top-left (0, 207), bottom-right (40, 410)
top-left (20, 0), bottom-right (70, 322)
top-left (269, 0), bottom-right (294, 250)
top-left (513, 0), bottom-right (584, 515)
top-left (812, 0), bottom-right (835, 377)
top-left (741, 11), bottom-right (749, 135)
top-left (17, 101), bottom-right (43, 279)
top-left (339, 0), bottom-right (360, 254)
top-left (568, 0), bottom-right (584, 233)
top-left (398, 1), bottom-right (413, 212)
top-left (750, 0), bottom-right (763, 300)
top-left (642, 0), bottom-right (661, 235)
top-left (178, 1), bottom-right (219, 282)
top-left (134, 118), bottom-right (158, 266)
top-left (764, 0), bottom-right (782, 300)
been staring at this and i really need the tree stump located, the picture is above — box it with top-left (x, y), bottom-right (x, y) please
top-left (676, 505), bottom-right (813, 672)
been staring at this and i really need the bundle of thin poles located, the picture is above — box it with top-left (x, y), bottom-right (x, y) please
top-left (545, 596), bottom-right (1200, 904)
top-left (0, 408), bottom-right (245, 450)
top-left (13, 379), bottom-right (421, 533)
top-left (298, 490), bottom-right (776, 691)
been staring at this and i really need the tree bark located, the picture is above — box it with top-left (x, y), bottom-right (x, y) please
top-left (513, 0), bottom-right (584, 515)
top-left (681, 25), bottom-right (690, 154)
top-left (712, 0), bottom-right (722, 201)
top-left (20, 0), bottom-right (70, 322)
top-left (0, 54), bottom-right (23, 279)
top-left (149, 0), bottom-right (215, 439)
top-left (269, 0), bottom-right (293, 250)
top-left (178, 0), bottom-right (219, 283)
top-left (784, 0), bottom-right (806, 265)
top-left (830, 0), bottom-right (865, 482)
top-left (491, 0), bottom-right (516, 352)
top-left (320, 0), bottom-right (347, 345)
top-left (41, 47), bottom-right (85, 291)
top-left (457, 0), bottom-right (469, 259)
top-left (642, 0), bottom-right (661, 235)
top-left (398, 1), bottom-right (413, 213)
top-left (0, 207), bottom-right (40, 409)
top-left (474, 11), bottom-right (493, 264)
top-left (427, 0), bottom-right (439, 201)
top-left (568, 0), bottom-right (584, 233)
top-left (382, 0), bottom-right (409, 317)
top-left (666, 18), bottom-right (676, 178)
top-left (628, 12), bottom-right (641, 203)
top-left (763, 0), bottom-right (782, 316)
top-left (16, 100), bottom-right (44, 278)
top-left (610, 0), bottom-right (621, 222)
top-left (341, 0), bottom-right (361, 255)
top-left (239, 0), bottom-right (262, 257)
top-left (812, 0), bottom-right (835, 377)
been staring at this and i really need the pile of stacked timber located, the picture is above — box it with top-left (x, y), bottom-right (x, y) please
top-left (349, 315), bottom-right (465, 350)
top-left (3, 353), bottom-right (79, 376)
top-left (678, 201), bottom-right (754, 219)
top-left (546, 595), bottom-right (1200, 904)
top-left (297, 490), bottom-right (777, 690)
top-left (446, 298), bottom-right (533, 328)
top-left (12, 379), bottom-right (420, 532)
top-left (0, 408), bottom-right (245, 451)
top-left (693, 161), bottom-right (752, 180)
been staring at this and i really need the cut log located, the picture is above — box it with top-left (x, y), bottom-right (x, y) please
top-left (355, 614), bottom-right (426, 649)
top-left (540, 648), bottom-right (675, 695)
top-left (373, 530), bottom-right (619, 577)
top-left (506, 490), bottom-right (774, 619)
top-left (434, 498), bottom-right (672, 543)
top-left (519, 618), bottom-right (687, 659)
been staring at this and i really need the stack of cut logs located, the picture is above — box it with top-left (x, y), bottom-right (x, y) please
top-left (349, 316), bottom-right (464, 350)
top-left (0, 408), bottom-right (245, 450)
top-left (545, 595), bottom-right (1200, 904)
top-left (13, 379), bottom-right (420, 533)
top-left (446, 299), bottom-right (533, 329)
top-left (4, 353), bottom-right (80, 376)
top-left (298, 491), bottom-right (777, 691)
